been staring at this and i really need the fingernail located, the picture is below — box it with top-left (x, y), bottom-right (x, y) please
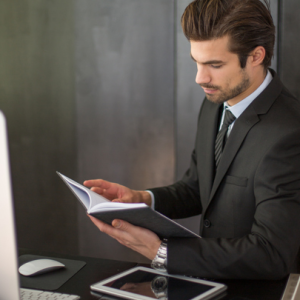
top-left (113, 220), bottom-right (121, 228)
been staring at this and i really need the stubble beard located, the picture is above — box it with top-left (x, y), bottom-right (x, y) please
top-left (202, 70), bottom-right (250, 104)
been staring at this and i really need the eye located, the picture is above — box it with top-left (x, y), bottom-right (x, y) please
top-left (211, 64), bottom-right (222, 69)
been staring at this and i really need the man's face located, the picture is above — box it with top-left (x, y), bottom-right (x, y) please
top-left (190, 36), bottom-right (252, 106)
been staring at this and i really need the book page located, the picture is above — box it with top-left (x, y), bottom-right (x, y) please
top-left (57, 172), bottom-right (109, 210)
top-left (89, 202), bottom-right (147, 213)
top-left (57, 172), bottom-right (148, 213)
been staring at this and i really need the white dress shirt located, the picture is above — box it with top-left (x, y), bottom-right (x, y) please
top-left (220, 70), bottom-right (273, 135)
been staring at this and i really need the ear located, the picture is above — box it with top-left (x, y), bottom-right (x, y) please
top-left (249, 46), bottom-right (266, 67)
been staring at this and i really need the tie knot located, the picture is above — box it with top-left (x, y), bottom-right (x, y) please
top-left (222, 109), bottom-right (236, 129)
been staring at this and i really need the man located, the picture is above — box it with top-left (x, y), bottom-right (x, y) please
top-left (84, 0), bottom-right (300, 279)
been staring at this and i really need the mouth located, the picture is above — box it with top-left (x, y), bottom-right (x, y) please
top-left (202, 87), bottom-right (219, 94)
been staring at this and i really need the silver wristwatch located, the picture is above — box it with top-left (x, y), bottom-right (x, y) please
top-left (151, 239), bottom-right (168, 272)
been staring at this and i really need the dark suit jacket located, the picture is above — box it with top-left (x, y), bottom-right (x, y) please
top-left (149, 70), bottom-right (300, 279)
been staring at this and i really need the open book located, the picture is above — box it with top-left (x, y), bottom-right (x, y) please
top-left (57, 172), bottom-right (199, 239)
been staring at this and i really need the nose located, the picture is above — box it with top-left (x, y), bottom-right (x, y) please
top-left (195, 66), bottom-right (211, 85)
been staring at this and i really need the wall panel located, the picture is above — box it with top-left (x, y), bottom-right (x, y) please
top-left (279, 0), bottom-right (300, 97)
top-left (75, 0), bottom-right (175, 262)
top-left (0, 0), bottom-right (78, 254)
top-left (174, 0), bottom-right (205, 233)
top-left (270, 0), bottom-right (279, 72)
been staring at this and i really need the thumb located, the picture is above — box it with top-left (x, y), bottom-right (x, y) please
top-left (112, 219), bottom-right (130, 231)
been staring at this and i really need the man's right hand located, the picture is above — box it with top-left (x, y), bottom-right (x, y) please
top-left (83, 179), bottom-right (152, 207)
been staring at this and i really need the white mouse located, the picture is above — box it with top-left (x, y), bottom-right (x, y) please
top-left (19, 259), bottom-right (65, 276)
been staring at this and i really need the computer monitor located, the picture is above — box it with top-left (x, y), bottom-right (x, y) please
top-left (0, 110), bottom-right (21, 299)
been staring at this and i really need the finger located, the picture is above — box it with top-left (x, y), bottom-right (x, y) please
top-left (84, 179), bottom-right (112, 189)
top-left (98, 219), bottom-right (133, 241)
top-left (89, 187), bottom-right (117, 201)
top-left (90, 187), bottom-right (105, 194)
top-left (83, 179), bottom-right (101, 187)
top-left (111, 199), bottom-right (126, 203)
top-left (111, 197), bottom-right (133, 203)
top-left (88, 216), bottom-right (120, 237)
top-left (89, 216), bottom-right (126, 241)
top-left (88, 215), bottom-right (108, 231)
top-left (112, 219), bottom-right (127, 230)
top-left (111, 219), bottom-right (139, 236)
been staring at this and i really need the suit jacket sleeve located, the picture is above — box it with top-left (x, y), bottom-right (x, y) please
top-left (149, 149), bottom-right (202, 219)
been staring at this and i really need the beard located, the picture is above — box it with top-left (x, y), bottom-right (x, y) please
top-left (201, 70), bottom-right (250, 104)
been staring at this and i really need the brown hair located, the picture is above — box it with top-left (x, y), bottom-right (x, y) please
top-left (181, 0), bottom-right (275, 69)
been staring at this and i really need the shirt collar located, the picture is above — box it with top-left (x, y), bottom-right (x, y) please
top-left (224, 70), bottom-right (273, 118)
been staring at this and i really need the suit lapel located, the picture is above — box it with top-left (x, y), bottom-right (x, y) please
top-left (208, 69), bottom-right (283, 205)
top-left (197, 100), bottom-right (222, 208)
top-left (209, 106), bottom-right (259, 202)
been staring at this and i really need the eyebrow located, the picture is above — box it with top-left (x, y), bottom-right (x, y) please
top-left (190, 53), bottom-right (224, 65)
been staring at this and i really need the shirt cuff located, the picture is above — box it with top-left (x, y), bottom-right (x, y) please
top-left (146, 190), bottom-right (155, 210)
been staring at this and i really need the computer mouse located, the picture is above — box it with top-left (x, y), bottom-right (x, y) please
top-left (19, 259), bottom-right (65, 276)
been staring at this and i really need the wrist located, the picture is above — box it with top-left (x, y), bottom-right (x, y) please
top-left (138, 190), bottom-right (152, 207)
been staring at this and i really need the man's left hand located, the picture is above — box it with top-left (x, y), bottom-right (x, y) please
top-left (88, 215), bottom-right (161, 260)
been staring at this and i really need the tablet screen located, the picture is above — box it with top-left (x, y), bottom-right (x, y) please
top-left (103, 270), bottom-right (214, 300)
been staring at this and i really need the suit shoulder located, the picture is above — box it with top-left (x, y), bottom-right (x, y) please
top-left (275, 87), bottom-right (300, 123)
top-left (280, 86), bottom-right (299, 106)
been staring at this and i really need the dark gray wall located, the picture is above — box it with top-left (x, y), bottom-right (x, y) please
top-left (75, 0), bottom-right (175, 262)
top-left (0, 0), bottom-right (78, 254)
top-left (174, 0), bottom-right (205, 232)
top-left (279, 0), bottom-right (300, 98)
top-left (270, 0), bottom-right (278, 72)
top-left (0, 0), bottom-right (298, 263)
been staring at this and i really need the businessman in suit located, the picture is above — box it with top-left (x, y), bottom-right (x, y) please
top-left (84, 0), bottom-right (300, 279)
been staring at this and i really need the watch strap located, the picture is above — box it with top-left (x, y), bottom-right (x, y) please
top-left (151, 239), bottom-right (168, 272)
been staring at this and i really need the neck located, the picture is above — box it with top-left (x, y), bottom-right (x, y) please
top-left (227, 68), bottom-right (267, 106)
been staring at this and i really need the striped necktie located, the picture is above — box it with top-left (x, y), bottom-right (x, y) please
top-left (215, 109), bottom-right (236, 168)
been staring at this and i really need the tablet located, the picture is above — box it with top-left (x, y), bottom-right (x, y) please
top-left (90, 266), bottom-right (227, 300)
